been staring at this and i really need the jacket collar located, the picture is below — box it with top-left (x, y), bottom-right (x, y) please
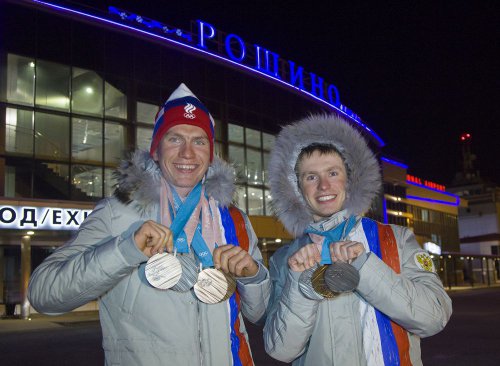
top-left (113, 150), bottom-right (236, 214)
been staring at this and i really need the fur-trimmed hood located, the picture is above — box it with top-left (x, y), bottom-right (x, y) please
top-left (269, 114), bottom-right (381, 237)
top-left (113, 150), bottom-right (236, 214)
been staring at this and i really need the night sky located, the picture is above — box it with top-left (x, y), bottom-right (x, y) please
top-left (83, 1), bottom-right (500, 185)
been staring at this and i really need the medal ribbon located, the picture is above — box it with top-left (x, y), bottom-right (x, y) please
top-left (305, 215), bottom-right (357, 265)
top-left (160, 179), bottom-right (223, 267)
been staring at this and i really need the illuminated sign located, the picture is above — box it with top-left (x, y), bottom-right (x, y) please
top-left (0, 205), bottom-right (92, 230)
top-left (424, 242), bottom-right (441, 255)
top-left (406, 174), bottom-right (446, 191)
top-left (28, 1), bottom-right (384, 147)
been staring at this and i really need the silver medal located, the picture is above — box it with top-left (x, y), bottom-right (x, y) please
top-left (324, 261), bottom-right (360, 293)
top-left (145, 252), bottom-right (182, 290)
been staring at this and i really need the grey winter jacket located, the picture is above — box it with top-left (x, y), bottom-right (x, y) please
top-left (263, 218), bottom-right (452, 366)
top-left (28, 152), bottom-right (271, 366)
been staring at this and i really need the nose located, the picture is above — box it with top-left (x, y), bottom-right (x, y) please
top-left (318, 175), bottom-right (331, 191)
top-left (179, 141), bottom-right (195, 159)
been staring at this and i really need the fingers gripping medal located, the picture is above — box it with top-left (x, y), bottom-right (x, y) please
top-left (145, 250), bottom-right (182, 290)
top-left (300, 215), bottom-right (359, 299)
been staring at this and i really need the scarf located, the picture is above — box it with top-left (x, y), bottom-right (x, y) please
top-left (160, 179), bottom-right (224, 267)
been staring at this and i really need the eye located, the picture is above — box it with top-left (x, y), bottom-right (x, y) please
top-left (329, 170), bottom-right (339, 177)
top-left (194, 138), bottom-right (208, 146)
top-left (305, 174), bottom-right (317, 182)
top-left (167, 136), bottom-right (181, 143)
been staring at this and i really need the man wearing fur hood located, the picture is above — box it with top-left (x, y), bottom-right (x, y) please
top-left (263, 114), bottom-right (452, 365)
top-left (28, 83), bottom-right (270, 366)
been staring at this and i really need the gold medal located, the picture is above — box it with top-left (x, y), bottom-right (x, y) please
top-left (194, 268), bottom-right (236, 304)
top-left (311, 265), bottom-right (337, 299)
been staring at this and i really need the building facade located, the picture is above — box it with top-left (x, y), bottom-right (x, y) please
top-left (1, 0), bottom-right (463, 314)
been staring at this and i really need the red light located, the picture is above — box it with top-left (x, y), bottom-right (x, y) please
top-left (460, 132), bottom-right (472, 142)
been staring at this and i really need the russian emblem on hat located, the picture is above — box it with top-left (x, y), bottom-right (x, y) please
top-left (150, 83), bottom-right (215, 160)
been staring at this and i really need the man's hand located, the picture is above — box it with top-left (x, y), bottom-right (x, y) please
top-left (288, 243), bottom-right (321, 272)
top-left (213, 244), bottom-right (258, 277)
top-left (329, 240), bottom-right (365, 263)
top-left (134, 220), bottom-right (173, 258)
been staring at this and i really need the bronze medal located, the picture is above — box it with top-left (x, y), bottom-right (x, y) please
top-left (194, 268), bottom-right (236, 304)
top-left (145, 252), bottom-right (182, 290)
top-left (324, 262), bottom-right (360, 293)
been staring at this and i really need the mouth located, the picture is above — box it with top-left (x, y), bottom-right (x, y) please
top-left (316, 194), bottom-right (337, 202)
top-left (174, 163), bottom-right (198, 173)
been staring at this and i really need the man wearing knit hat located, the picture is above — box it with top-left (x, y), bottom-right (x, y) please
top-left (263, 114), bottom-right (451, 365)
top-left (28, 83), bottom-right (271, 366)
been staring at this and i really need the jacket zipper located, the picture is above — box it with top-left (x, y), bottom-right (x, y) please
top-left (197, 300), bottom-right (203, 366)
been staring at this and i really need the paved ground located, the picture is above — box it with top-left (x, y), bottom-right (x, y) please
top-left (1, 286), bottom-right (500, 365)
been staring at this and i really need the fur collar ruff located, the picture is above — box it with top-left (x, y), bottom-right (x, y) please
top-left (113, 150), bottom-right (236, 214)
top-left (269, 114), bottom-right (381, 237)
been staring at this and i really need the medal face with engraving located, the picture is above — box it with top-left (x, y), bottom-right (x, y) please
top-left (194, 268), bottom-right (236, 304)
top-left (171, 254), bottom-right (198, 292)
top-left (145, 253), bottom-right (182, 290)
top-left (324, 262), bottom-right (360, 293)
top-left (311, 265), bottom-right (338, 299)
top-left (298, 266), bottom-right (325, 300)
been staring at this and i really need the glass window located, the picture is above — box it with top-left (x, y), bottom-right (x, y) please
top-left (104, 168), bottom-right (117, 197)
top-left (248, 187), bottom-right (264, 215)
top-left (228, 124), bottom-right (244, 143)
top-left (246, 148), bottom-right (262, 185)
top-left (105, 80), bottom-right (127, 119)
top-left (137, 101), bottom-right (158, 124)
top-left (34, 163), bottom-right (70, 199)
top-left (214, 142), bottom-right (223, 158)
top-left (6, 54), bottom-right (35, 105)
top-left (263, 151), bottom-right (270, 185)
top-left (72, 117), bottom-right (102, 164)
top-left (246, 128), bottom-right (261, 148)
top-left (234, 185), bottom-right (247, 213)
top-left (264, 189), bottom-right (273, 216)
top-left (136, 126), bottom-right (153, 151)
top-left (214, 118), bottom-right (223, 141)
top-left (5, 108), bottom-right (33, 155)
top-left (421, 209), bottom-right (429, 222)
top-left (34, 112), bottom-right (70, 161)
top-left (72, 67), bottom-right (103, 117)
top-left (5, 164), bottom-right (34, 198)
top-left (4, 166), bottom-right (17, 198)
top-left (72, 165), bottom-right (103, 200)
top-left (228, 145), bottom-right (245, 183)
top-left (105, 122), bottom-right (126, 165)
top-left (35, 60), bottom-right (70, 111)
top-left (262, 132), bottom-right (275, 151)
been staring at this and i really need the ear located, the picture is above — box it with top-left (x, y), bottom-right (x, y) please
top-left (152, 150), bottom-right (159, 162)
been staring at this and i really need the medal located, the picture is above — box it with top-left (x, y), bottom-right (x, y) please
top-left (170, 254), bottom-right (198, 292)
top-left (194, 268), bottom-right (236, 304)
top-left (311, 265), bottom-right (337, 299)
top-left (145, 252), bottom-right (182, 290)
top-left (298, 266), bottom-right (327, 300)
top-left (324, 261), bottom-right (360, 293)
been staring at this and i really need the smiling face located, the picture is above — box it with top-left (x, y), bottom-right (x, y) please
top-left (153, 124), bottom-right (211, 197)
top-left (297, 150), bottom-right (348, 222)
